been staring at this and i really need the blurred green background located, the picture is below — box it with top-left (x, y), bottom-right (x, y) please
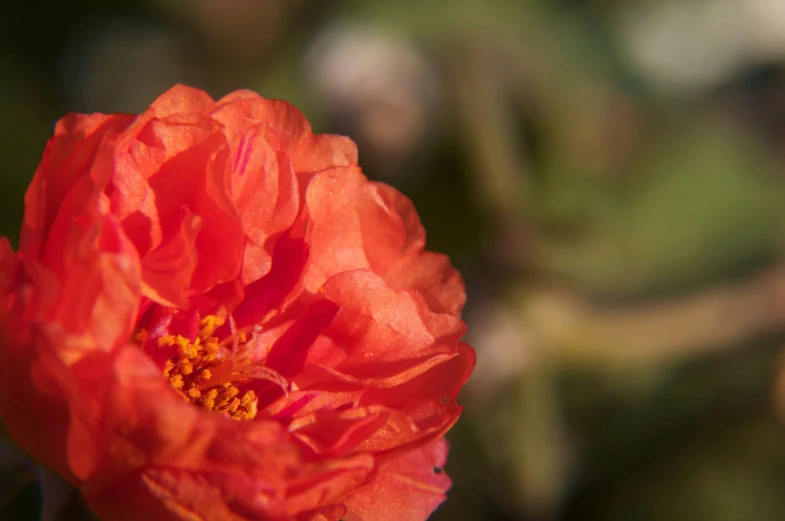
top-left (5, 1), bottom-right (785, 520)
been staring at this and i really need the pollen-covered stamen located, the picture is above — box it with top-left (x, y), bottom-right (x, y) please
top-left (156, 315), bottom-right (260, 421)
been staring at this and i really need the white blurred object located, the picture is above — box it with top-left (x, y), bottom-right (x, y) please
top-left (746, 0), bottom-right (785, 62)
top-left (616, 0), bottom-right (785, 95)
top-left (304, 23), bottom-right (440, 167)
top-left (465, 301), bottom-right (540, 399)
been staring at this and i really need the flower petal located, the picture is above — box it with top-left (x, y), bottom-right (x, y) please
top-left (225, 233), bottom-right (310, 333)
top-left (140, 208), bottom-right (202, 308)
top-left (117, 115), bottom-right (244, 301)
top-left (87, 468), bottom-right (246, 521)
top-left (34, 177), bottom-right (140, 359)
top-left (266, 298), bottom-right (339, 380)
top-left (290, 134), bottom-right (358, 181)
top-left (359, 343), bottom-right (475, 411)
top-left (317, 270), bottom-right (463, 369)
top-left (227, 123), bottom-right (300, 284)
top-left (21, 113), bottom-right (135, 261)
top-left (210, 91), bottom-right (311, 151)
top-left (305, 168), bottom-right (465, 317)
top-left (343, 438), bottom-right (452, 521)
top-left (146, 84), bottom-right (216, 119)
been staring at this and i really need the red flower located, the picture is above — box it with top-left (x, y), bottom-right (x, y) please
top-left (0, 85), bottom-right (474, 521)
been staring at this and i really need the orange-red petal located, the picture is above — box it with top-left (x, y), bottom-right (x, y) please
top-left (343, 438), bottom-right (452, 521)
top-left (304, 168), bottom-right (465, 317)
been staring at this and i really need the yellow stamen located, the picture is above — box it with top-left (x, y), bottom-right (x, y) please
top-left (144, 315), bottom-right (259, 421)
top-left (199, 315), bottom-right (225, 339)
top-left (170, 374), bottom-right (184, 391)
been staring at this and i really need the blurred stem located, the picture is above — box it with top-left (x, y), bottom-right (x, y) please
top-left (447, 40), bottom-right (536, 271)
top-left (510, 359), bottom-right (569, 521)
top-left (453, 41), bottom-right (527, 218)
top-left (526, 264), bottom-right (785, 368)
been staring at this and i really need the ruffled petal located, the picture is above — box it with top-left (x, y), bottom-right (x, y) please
top-left (145, 84), bottom-right (215, 119)
top-left (290, 134), bottom-right (358, 182)
top-left (21, 112), bottom-right (135, 261)
top-left (87, 468), bottom-right (246, 521)
top-left (211, 90), bottom-right (358, 184)
top-left (225, 233), bottom-right (309, 334)
top-left (289, 406), bottom-right (390, 456)
top-left (140, 208), bottom-right (201, 308)
top-left (284, 454), bottom-right (375, 519)
top-left (317, 270), bottom-right (463, 369)
top-left (0, 195), bottom-right (142, 480)
top-left (343, 438), bottom-right (452, 521)
top-left (0, 330), bottom-right (76, 483)
top-left (361, 343), bottom-right (476, 409)
top-left (115, 114), bottom-right (244, 302)
top-left (35, 178), bottom-right (140, 359)
top-left (266, 299), bottom-right (339, 380)
top-left (374, 184), bottom-right (466, 316)
top-left (210, 91), bottom-right (311, 150)
top-left (305, 168), bottom-right (465, 317)
top-left (227, 123), bottom-right (300, 284)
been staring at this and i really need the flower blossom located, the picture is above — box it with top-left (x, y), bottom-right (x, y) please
top-left (0, 85), bottom-right (475, 521)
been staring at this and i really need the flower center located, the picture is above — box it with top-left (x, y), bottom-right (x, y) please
top-left (155, 316), bottom-right (258, 421)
